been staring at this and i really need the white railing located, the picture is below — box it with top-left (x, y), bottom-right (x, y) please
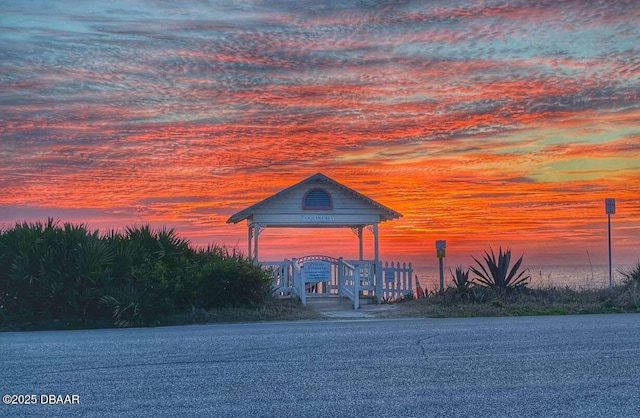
top-left (338, 259), bottom-right (359, 309)
top-left (380, 261), bottom-right (413, 300)
top-left (262, 257), bottom-right (412, 306)
top-left (261, 260), bottom-right (294, 296)
top-left (345, 260), bottom-right (375, 298)
top-left (261, 258), bottom-right (305, 305)
top-left (292, 259), bottom-right (305, 306)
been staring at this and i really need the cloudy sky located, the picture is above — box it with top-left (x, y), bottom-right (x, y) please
top-left (1, 0), bottom-right (639, 266)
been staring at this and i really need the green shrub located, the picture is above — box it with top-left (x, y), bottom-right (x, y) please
top-left (401, 291), bottom-right (415, 301)
top-left (0, 219), bottom-right (115, 325)
top-left (447, 266), bottom-right (474, 301)
top-left (470, 247), bottom-right (530, 292)
top-left (619, 262), bottom-right (640, 289)
top-left (0, 220), bottom-right (274, 329)
top-left (450, 266), bottom-right (473, 290)
top-left (195, 247), bottom-right (272, 309)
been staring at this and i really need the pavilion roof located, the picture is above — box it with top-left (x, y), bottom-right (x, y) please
top-left (226, 172), bottom-right (402, 224)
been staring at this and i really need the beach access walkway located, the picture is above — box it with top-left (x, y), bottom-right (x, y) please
top-left (305, 294), bottom-right (398, 318)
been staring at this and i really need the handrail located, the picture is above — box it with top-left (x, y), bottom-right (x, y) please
top-left (353, 264), bottom-right (360, 310)
top-left (340, 284), bottom-right (355, 302)
top-left (338, 259), bottom-right (359, 309)
top-left (263, 257), bottom-right (413, 304)
top-left (292, 259), bottom-right (306, 306)
top-left (261, 261), bottom-right (293, 294)
top-left (341, 259), bottom-right (355, 270)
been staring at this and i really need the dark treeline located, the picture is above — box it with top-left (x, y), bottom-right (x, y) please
top-left (0, 219), bottom-right (272, 330)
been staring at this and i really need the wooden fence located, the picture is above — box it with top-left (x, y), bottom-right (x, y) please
top-left (380, 261), bottom-right (413, 300)
top-left (262, 258), bottom-right (413, 306)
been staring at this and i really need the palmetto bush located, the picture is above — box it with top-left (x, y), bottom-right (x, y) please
top-left (0, 220), bottom-right (114, 324)
top-left (1, 220), bottom-right (272, 329)
top-left (470, 247), bottom-right (530, 292)
top-left (189, 246), bottom-right (272, 309)
top-left (104, 225), bottom-right (196, 319)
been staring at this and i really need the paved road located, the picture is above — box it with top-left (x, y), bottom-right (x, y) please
top-left (2, 314), bottom-right (640, 417)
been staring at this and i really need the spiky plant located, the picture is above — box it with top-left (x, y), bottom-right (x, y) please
top-left (445, 266), bottom-right (474, 302)
top-left (449, 266), bottom-right (473, 291)
top-left (619, 262), bottom-right (640, 289)
top-left (470, 247), bottom-right (530, 292)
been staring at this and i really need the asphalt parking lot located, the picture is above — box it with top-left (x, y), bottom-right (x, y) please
top-left (2, 314), bottom-right (640, 417)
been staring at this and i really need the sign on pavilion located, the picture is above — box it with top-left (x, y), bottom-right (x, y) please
top-left (226, 172), bottom-right (411, 306)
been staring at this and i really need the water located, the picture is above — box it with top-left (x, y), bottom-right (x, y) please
top-left (413, 264), bottom-right (634, 292)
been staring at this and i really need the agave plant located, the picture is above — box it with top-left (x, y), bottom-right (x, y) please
top-left (470, 247), bottom-right (530, 292)
top-left (449, 266), bottom-right (473, 291)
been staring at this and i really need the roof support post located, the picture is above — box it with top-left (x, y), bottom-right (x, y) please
top-left (373, 222), bottom-right (381, 300)
top-left (350, 226), bottom-right (365, 261)
top-left (356, 225), bottom-right (364, 261)
top-left (247, 224), bottom-right (253, 261)
top-left (253, 223), bottom-right (260, 262)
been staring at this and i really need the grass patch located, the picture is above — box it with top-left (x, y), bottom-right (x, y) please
top-left (382, 284), bottom-right (640, 319)
top-left (1, 298), bottom-right (321, 332)
top-left (165, 297), bottom-right (322, 326)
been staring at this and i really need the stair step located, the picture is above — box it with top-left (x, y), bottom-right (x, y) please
top-left (305, 297), bottom-right (353, 310)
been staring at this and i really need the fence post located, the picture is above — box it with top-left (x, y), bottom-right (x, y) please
top-left (338, 257), bottom-right (344, 297)
top-left (354, 264), bottom-right (360, 310)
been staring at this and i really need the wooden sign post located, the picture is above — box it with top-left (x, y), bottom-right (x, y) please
top-left (436, 240), bottom-right (446, 294)
top-left (605, 198), bottom-right (615, 288)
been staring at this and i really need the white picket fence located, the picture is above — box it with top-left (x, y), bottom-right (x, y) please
top-left (380, 261), bottom-right (413, 301)
top-left (262, 257), bottom-right (413, 307)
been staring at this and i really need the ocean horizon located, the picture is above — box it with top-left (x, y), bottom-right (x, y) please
top-left (413, 263), bottom-right (634, 292)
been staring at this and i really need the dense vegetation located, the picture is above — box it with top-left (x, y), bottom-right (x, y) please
top-left (3, 227), bottom-right (638, 329)
top-left (399, 248), bottom-right (640, 317)
top-left (0, 219), bottom-right (273, 330)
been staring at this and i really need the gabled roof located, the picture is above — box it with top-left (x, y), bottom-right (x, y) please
top-left (226, 172), bottom-right (402, 224)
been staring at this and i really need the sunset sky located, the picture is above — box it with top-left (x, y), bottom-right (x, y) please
top-left (1, 0), bottom-right (639, 267)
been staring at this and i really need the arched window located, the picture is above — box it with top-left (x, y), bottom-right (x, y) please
top-left (303, 188), bottom-right (333, 210)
